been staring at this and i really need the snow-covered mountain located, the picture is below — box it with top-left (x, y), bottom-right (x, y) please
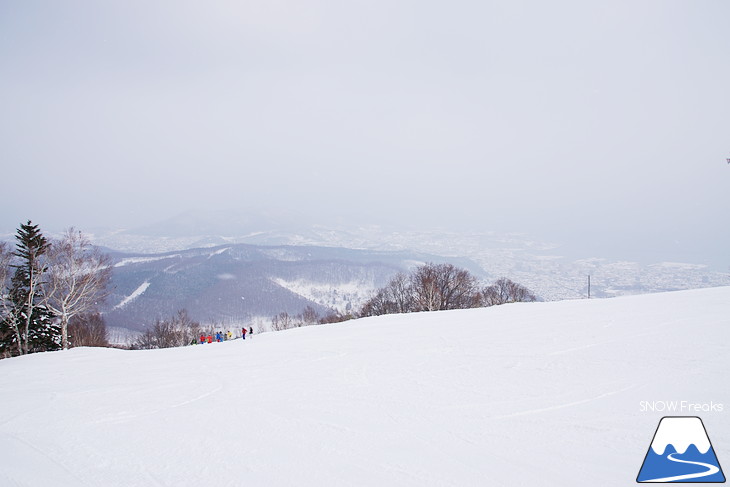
top-left (90, 210), bottom-right (730, 304)
top-left (103, 243), bottom-right (484, 331)
top-left (1, 286), bottom-right (728, 486)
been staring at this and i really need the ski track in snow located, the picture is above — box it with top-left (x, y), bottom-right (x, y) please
top-left (489, 384), bottom-right (638, 420)
top-left (547, 331), bottom-right (660, 356)
top-left (3, 433), bottom-right (92, 487)
top-left (167, 386), bottom-right (223, 409)
top-left (93, 386), bottom-right (223, 425)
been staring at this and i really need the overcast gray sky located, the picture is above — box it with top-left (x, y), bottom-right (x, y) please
top-left (1, 1), bottom-right (728, 264)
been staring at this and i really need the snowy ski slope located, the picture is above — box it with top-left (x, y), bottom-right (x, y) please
top-left (1, 287), bottom-right (729, 486)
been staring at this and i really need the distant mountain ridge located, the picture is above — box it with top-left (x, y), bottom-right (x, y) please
top-left (90, 209), bottom-right (730, 304)
top-left (4, 210), bottom-right (729, 316)
top-left (102, 242), bottom-right (484, 331)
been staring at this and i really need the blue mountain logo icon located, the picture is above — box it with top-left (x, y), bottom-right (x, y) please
top-left (637, 416), bottom-right (725, 483)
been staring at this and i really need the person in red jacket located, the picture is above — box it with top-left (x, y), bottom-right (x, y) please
top-left (200, 334), bottom-right (206, 344)
top-left (242, 327), bottom-right (247, 340)
top-left (207, 334), bottom-right (213, 344)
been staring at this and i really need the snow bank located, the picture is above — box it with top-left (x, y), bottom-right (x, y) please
top-left (1, 287), bottom-right (729, 486)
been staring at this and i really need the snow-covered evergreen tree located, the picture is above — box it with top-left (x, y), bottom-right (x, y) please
top-left (0, 221), bottom-right (60, 356)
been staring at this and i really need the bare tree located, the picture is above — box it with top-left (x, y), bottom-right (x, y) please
top-left (301, 305), bottom-right (320, 326)
top-left (68, 312), bottom-right (109, 347)
top-left (411, 264), bottom-right (440, 312)
top-left (482, 277), bottom-right (537, 306)
top-left (319, 311), bottom-right (352, 324)
top-left (132, 310), bottom-right (200, 349)
top-left (271, 311), bottom-right (294, 331)
top-left (134, 319), bottom-right (180, 349)
top-left (0, 243), bottom-right (14, 356)
top-left (360, 272), bottom-right (415, 317)
top-left (44, 228), bottom-right (112, 350)
top-left (175, 309), bottom-right (201, 345)
top-left (0, 243), bottom-right (11, 296)
top-left (360, 264), bottom-right (481, 316)
top-left (388, 272), bottom-right (413, 314)
top-left (410, 263), bottom-right (481, 312)
top-left (360, 287), bottom-right (395, 317)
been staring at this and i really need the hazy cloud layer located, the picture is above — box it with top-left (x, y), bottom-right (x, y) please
top-left (1, 1), bottom-right (728, 265)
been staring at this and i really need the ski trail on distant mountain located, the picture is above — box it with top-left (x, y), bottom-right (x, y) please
top-left (490, 384), bottom-right (636, 419)
top-left (641, 452), bottom-right (720, 482)
top-left (113, 281), bottom-right (150, 309)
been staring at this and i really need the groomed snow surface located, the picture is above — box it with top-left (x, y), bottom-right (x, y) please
top-left (1, 287), bottom-right (729, 486)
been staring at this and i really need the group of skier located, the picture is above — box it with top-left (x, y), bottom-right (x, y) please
top-left (198, 326), bottom-right (254, 344)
